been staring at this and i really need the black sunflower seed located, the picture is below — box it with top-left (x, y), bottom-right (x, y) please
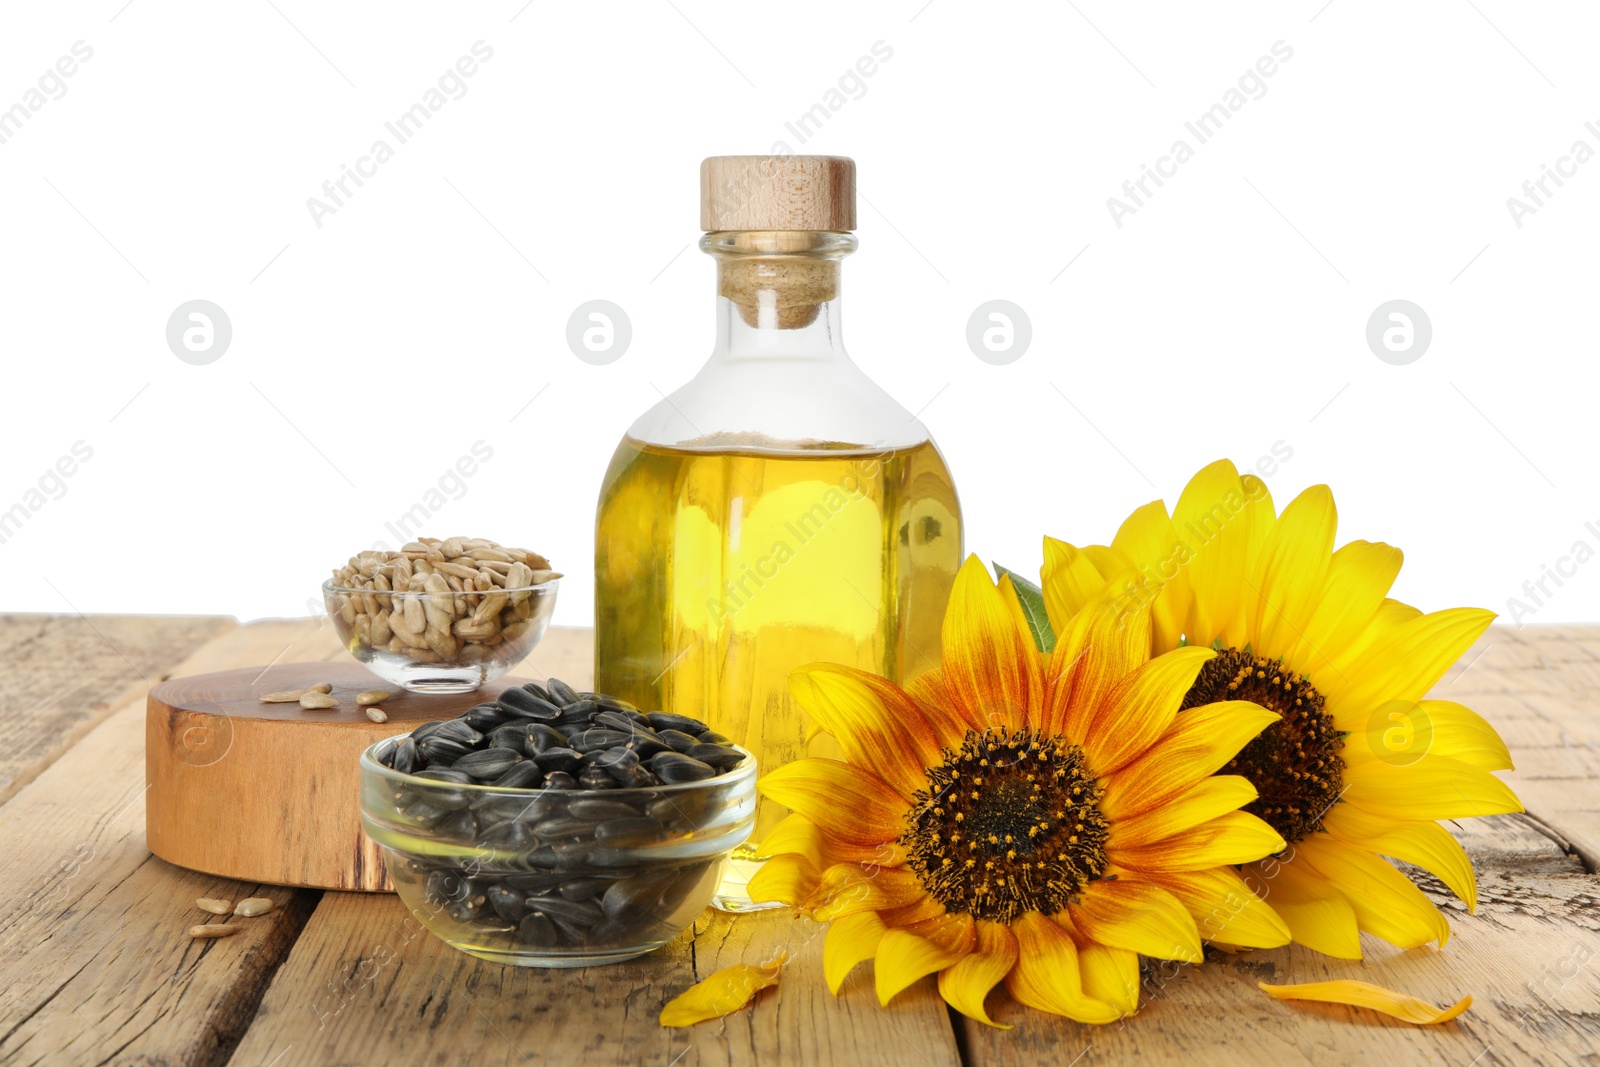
top-left (545, 677), bottom-right (582, 706)
top-left (644, 712), bottom-right (707, 735)
top-left (497, 686), bottom-right (563, 720)
top-left (655, 729), bottom-right (699, 753)
top-left (651, 752), bottom-right (716, 783)
top-left (452, 748), bottom-right (523, 779)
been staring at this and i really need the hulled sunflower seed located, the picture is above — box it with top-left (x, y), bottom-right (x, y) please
top-left (259, 689), bottom-right (305, 703)
top-left (299, 692), bottom-right (340, 709)
top-left (365, 707), bottom-right (389, 723)
top-left (196, 897), bottom-right (233, 915)
top-left (189, 923), bottom-right (239, 939)
top-left (234, 897), bottom-right (275, 917)
top-left (357, 689), bottom-right (393, 706)
top-left (307, 682), bottom-right (333, 694)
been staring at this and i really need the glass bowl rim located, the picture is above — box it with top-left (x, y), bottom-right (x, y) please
top-left (359, 736), bottom-right (757, 799)
top-left (324, 577), bottom-right (560, 597)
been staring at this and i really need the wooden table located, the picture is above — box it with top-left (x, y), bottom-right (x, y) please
top-left (1, 616), bottom-right (1595, 1066)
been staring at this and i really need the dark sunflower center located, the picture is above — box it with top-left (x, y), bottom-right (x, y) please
top-left (1180, 647), bottom-right (1345, 844)
top-left (900, 727), bottom-right (1109, 924)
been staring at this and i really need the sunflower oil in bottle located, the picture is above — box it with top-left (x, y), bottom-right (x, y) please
top-left (593, 157), bottom-right (963, 907)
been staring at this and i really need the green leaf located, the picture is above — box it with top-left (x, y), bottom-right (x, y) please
top-left (994, 563), bottom-right (1056, 654)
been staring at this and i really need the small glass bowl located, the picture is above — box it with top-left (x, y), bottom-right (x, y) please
top-left (324, 578), bottom-right (558, 694)
top-left (359, 736), bottom-right (756, 967)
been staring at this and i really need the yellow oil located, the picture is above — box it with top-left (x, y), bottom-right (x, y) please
top-left (594, 437), bottom-right (962, 846)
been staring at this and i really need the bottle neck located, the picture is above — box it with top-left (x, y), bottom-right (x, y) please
top-left (702, 230), bottom-right (855, 358)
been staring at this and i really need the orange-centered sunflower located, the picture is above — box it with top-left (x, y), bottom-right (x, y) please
top-left (1035, 459), bottom-right (1522, 959)
top-left (748, 556), bottom-right (1292, 1025)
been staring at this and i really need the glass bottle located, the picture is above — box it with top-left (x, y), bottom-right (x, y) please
top-left (593, 156), bottom-right (963, 903)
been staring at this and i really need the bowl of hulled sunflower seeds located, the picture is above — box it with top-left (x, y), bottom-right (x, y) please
top-left (324, 537), bottom-right (560, 694)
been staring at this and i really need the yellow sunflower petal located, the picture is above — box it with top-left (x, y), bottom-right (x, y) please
top-left (1069, 879), bottom-right (1202, 962)
top-left (1414, 700), bottom-right (1514, 771)
top-left (902, 669), bottom-right (986, 749)
top-left (1003, 912), bottom-right (1124, 1024)
top-left (1324, 596), bottom-right (1420, 675)
top-left (1236, 473), bottom-right (1277, 599)
top-left (1108, 500), bottom-right (1190, 651)
top-left (747, 852), bottom-right (819, 907)
top-left (875, 915), bottom-right (975, 1005)
top-left (1340, 752), bottom-right (1523, 822)
top-left (659, 952), bottom-right (787, 1027)
top-left (1041, 536), bottom-right (1114, 633)
top-left (1044, 570), bottom-right (1154, 742)
top-left (1107, 775), bottom-right (1258, 851)
top-left (1171, 459), bottom-right (1253, 648)
top-left (1081, 645), bottom-right (1215, 775)
top-left (941, 555), bottom-right (1046, 731)
top-left (789, 665), bottom-right (943, 800)
top-left (1082, 543), bottom-right (1132, 582)
top-left (758, 813), bottom-right (824, 871)
top-left (1140, 865), bottom-right (1291, 949)
top-left (1102, 701), bottom-right (1279, 819)
top-left (1110, 810), bottom-right (1284, 873)
top-left (1320, 607), bottom-right (1494, 710)
top-left (1258, 980), bottom-right (1471, 1025)
top-left (1077, 943), bottom-right (1140, 1016)
top-left (824, 910), bottom-right (888, 994)
top-left (759, 758), bottom-right (906, 847)
top-left (937, 920), bottom-right (1018, 1029)
top-left (1291, 540), bottom-right (1403, 676)
top-left (1293, 835), bottom-right (1451, 949)
top-left (1245, 853), bottom-right (1362, 958)
top-left (1322, 805), bottom-right (1478, 911)
top-left (1249, 483), bottom-right (1337, 661)
top-left (806, 864), bottom-right (927, 922)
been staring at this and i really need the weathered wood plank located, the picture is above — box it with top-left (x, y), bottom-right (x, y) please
top-left (959, 813), bottom-right (1599, 1065)
top-left (228, 897), bottom-right (961, 1067)
top-left (1444, 628), bottom-right (1600, 870)
top-left (0, 613), bottom-right (232, 805)
top-left (0, 619), bottom-right (594, 1067)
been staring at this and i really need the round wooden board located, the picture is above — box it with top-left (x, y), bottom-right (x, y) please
top-left (146, 662), bottom-right (536, 892)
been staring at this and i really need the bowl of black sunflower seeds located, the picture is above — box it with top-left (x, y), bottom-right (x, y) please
top-left (359, 677), bottom-right (756, 967)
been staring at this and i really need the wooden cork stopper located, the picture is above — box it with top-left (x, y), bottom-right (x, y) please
top-left (701, 156), bottom-right (856, 232)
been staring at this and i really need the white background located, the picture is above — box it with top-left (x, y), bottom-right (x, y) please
top-left (1, 0), bottom-right (1595, 629)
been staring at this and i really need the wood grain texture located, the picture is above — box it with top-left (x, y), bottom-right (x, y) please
top-left (0, 618), bottom-right (1595, 1067)
top-left (0, 613), bottom-right (231, 804)
top-left (0, 619), bottom-right (592, 1067)
top-left (227, 899), bottom-right (961, 1067)
top-left (701, 155), bottom-right (855, 231)
top-left (146, 662), bottom-right (542, 892)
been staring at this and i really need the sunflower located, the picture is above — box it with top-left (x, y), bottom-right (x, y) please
top-left (747, 555), bottom-right (1293, 1026)
top-left (1035, 459), bottom-right (1522, 959)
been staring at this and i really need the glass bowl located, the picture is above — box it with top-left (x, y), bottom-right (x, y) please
top-left (359, 736), bottom-right (756, 967)
top-left (324, 578), bottom-right (558, 693)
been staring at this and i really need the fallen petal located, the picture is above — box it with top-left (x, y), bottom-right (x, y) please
top-left (1258, 980), bottom-right (1471, 1025)
top-left (660, 952), bottom-right (788, 1027)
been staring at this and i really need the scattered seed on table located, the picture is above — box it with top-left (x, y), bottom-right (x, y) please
top-left (365, 707), bottom-right (388, 723)
top-left (357, 689), bottom-right (392, 706)
top-left (300, 692), bottom-right (340, 709)
top-left (259, 690), bottom-right (304, 703)
top-left (234, 897), bottom-right (275, 917)
top-left (195, 897), bottom-right (232, 915)
top-left (306, 682), bottom-right (333, 694)
top-left (189, 923), bottom-right (239, 939)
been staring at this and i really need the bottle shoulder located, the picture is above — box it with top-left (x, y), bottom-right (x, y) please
top-left (626, 351), bottom-right (934, 452)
